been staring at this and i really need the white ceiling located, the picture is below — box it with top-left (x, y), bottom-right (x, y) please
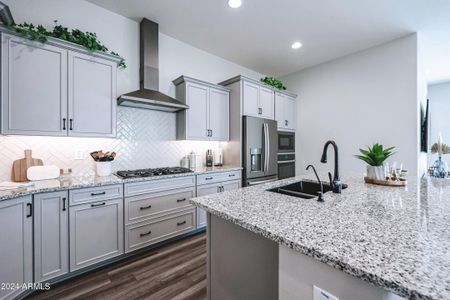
top-left (88, 0), bottom-right (450, 83)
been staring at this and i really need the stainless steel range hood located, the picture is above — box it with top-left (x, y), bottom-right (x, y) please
top-left (118, 18), bottom-right (188, 112)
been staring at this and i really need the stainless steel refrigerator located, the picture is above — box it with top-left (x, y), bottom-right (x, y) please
top-left (243, 116), bottom-right (278, 186)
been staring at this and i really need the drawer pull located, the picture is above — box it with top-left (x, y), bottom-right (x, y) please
top-left (177, 220), bottom-right (187, 226)
top-left (91, 202), bottom-right (106, 207)
top-left (228, 174), bottom-right (236, 177)
top-left (139, 230), bottom-right (152, 237)
top-left (205, 177), bottom-right (213, 180)
top-left (139, 204), bottom-right (152, 210)
top-left (90, 191), bottom-right (106, 196)
top-left (177, 198), bottom-right (187, 203)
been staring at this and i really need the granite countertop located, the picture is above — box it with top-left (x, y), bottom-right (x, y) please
top-left (0, 165), bottom-right (242, 201)
top-left (190, 175), bottom-right (450, 300)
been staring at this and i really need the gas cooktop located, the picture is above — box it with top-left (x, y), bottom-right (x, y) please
top-left (116, 167), bottom-right (193, 179)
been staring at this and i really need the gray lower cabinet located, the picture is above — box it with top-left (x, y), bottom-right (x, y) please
top-left (34, 191), bottom-right (69, 282)
top-left (0, 196), bottom-right (32, 300)
top-left (125, 209), bottom-right (196, 253)
top-left (196, 174), bottom-right (242, 228)
top-left (69, 196), bottom-right (124, 271)
top-left (124, 176), bottom-right (197, 253)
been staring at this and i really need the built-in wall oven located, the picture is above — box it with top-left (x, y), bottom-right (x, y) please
top-left (278, 131), bottom-right (295, 179)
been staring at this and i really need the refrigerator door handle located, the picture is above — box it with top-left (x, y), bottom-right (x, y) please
top-left (263, 123), bottom-right (269, 173)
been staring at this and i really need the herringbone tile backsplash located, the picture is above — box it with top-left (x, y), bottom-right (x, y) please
top-left (0, 107), bottom-right (220, 181)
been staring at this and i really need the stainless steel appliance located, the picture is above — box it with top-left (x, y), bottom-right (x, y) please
top-left (278, 152), bottom-right (295, 179)
top-left (116, 167), bottom-right (192, 179)
top-left (278, 131), bottom-right (295, 179)
top-left (278, 131), bottom-right (295, 153)
top-left (118, 19), bottom-right (189, 112)
top-left (243, 116), bottom-right (278, 186)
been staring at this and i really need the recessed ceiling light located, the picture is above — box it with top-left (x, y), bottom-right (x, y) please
top-left (228, 0), bottom-right (242, 8)
top-left (291, 41), bottom-right (302, 49)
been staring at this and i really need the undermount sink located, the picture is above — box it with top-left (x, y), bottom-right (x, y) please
top-left (268, 180), bottom-right (348, 199)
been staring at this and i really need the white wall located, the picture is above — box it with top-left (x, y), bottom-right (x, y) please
top-left (0, 0), bottom-right (264, 181)
top-left (428, 81), bottom-right (450, 165)
top-left (280, 35), bottom-right (420, 177)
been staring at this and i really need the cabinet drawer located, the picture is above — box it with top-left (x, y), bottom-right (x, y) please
top-left (197, 170), bottom-right (241, 185)
top-left (69, 184), bottom-right (123, 206)
top-left (124, 176), bottom-right (195, 197)
top-left (125, 187), bottom-right (196, 225)
top-left (125, 209), bottom-right (195, 253)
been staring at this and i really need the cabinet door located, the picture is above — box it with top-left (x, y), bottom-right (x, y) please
top-left (186, 82), bottom-right (209, 140)
top-left (242, 81), bottom-right (259, 117)
top-left (0, 196), bottom-right (32, 300)
top-left (285, 95), bottom-right (296, 131)
top-left (69, 199), bottom-right (123, 271)
top-left (196, 183), bottom-right (222, 228)
top-left (222, 180), bottom-right (241, 192)
top-left (1, 34), bottom-right (68, 136)
top-left (34, 191), bottom-right (69, 282)
top-left (259, 86), bottom-right (275, 119)
top-left (275, 92), bottom-right (286, 130)
top-left (68, 51), bottom-right (117, 137)
top-left (209, 88), bottom-right (229, 141)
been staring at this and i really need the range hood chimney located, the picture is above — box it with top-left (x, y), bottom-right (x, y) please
top-left (118, 18), bottom-right (188, 112)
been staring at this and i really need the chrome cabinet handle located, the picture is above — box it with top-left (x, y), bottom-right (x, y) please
top-left (140, 204), bottom-right (152, 210)
top-left (177, 198), bottom-right (187, 203)
top-left (62, 197), bottom-right (67, 211)
top-left (90, 191), bottom-right (106, 196)
top-left (91, 202), bottom-right (106, 207)
top-left (177, 220), bottom-right (186, 226)
top-left (140, 230), bottom-right (152, 237)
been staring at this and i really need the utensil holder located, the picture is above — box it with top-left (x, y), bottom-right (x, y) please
top-left (96, 161), bottom-right (112, 177)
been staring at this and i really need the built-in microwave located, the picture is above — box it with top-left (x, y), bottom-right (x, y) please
top-left (278, 131), bottom-right (295, 153)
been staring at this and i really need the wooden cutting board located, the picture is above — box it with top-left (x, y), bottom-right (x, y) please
top-left (11, 150), bottom-right (43, 182)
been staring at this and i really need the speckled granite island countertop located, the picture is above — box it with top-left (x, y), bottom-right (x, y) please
top-left (190, 175), bottom-right (450, 300)
top-left (0, 165), bottom-right (242, 201)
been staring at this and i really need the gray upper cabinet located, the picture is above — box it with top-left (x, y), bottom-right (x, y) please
top-left (174, 76), bottom-right (230, 141)
top-left (209, 87), bottom-right (229, 141)
top-left (259, 86), bottom-right (275, 119)
top-left (243, 80), bottom-right (274, 119)
top-left (275, 91), bottom-right (297, 131)
top-left (34, 191), bottom-right (69, 283)
top-left (1, 33), bottom-right (68, 136)
top-left (0, 196), bottom-right (32, 300)
top-left (242, 81), bottom-right (260, 117)
top-left (68, 51), bottom-right (117, 137)
top-left (0, 31), bottom-right (120, 138)
top-left (220, 76), bottom-right (277, 120)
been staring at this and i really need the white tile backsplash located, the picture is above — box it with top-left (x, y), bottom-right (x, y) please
top-left (0, 106), bottom-right (220, 181)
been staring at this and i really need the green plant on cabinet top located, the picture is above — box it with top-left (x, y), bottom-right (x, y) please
top-left (7, 21), bottom-right (126, 68)
top-left (355, 143), bottom-right (396, 166)
top-left (260, 77), bottom-right (287, 90)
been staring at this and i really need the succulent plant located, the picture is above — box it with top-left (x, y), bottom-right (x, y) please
top-left (355, 143), bottom-right (396, 166)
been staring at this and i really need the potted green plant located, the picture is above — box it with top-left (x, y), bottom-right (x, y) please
top-left (355, 143), bottom-right (395, 180)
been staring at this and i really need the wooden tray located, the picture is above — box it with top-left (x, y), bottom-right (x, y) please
top-left (364, 177), bottom-right (407, 186)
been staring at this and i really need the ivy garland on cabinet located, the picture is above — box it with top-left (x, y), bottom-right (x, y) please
top-left (7, 21), bottom-right (126, 68)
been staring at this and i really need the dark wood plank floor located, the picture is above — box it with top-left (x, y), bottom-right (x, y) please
top-left (28, 233), bottom-right (207, 300)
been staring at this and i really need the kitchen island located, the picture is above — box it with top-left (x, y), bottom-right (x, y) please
top-left (190, 175), bottom-right (450, 300)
